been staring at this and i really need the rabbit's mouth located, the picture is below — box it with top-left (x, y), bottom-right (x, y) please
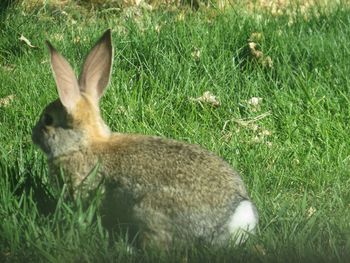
top-left (32, 126), bottom-right (51, 155)
top-left (31, 125), bottom-right (41, 146)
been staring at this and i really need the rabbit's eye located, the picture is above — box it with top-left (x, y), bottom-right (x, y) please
top-left (42, 114), bottom-right (54, 126)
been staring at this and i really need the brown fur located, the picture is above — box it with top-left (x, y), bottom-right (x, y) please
top-left (32, 29), bottom-right (258, 249)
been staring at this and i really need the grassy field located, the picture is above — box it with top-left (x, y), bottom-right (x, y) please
top-left (0, 1), bottom-right (350, 262)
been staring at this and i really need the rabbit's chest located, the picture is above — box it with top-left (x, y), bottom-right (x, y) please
top-left (49, 153), bottom-right (101, 196)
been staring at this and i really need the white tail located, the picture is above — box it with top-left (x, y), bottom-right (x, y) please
top-left (228, 200), bottom-right (258, 245)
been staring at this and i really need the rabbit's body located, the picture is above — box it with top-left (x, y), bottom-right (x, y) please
top-left (32, 30), bottom-right (258, 249)
top-left (48, 132), bottom-right (255, 246)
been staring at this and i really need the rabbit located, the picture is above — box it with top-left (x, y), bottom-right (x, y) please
top-left (32, 29), bottom-right (258, 249)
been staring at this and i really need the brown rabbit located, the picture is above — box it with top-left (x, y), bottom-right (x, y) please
top-left (32, 29), bottom-right (258, 249)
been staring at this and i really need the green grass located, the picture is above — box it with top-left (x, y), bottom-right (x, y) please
top-left (1, 3), bottom-right (350, 262)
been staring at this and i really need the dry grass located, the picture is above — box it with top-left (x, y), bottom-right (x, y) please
top-left (17, 0), bottom-right (345, 14)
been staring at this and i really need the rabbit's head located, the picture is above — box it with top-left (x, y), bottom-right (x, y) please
top-left (32, 30), bottom-right (113, 159)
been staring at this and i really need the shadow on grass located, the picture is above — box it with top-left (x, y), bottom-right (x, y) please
top-left (0, 0), bottom-right (15, 15)
top-left (0, 159), bottom-right (57, 216)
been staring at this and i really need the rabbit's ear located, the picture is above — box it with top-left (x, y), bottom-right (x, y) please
top-left (46, 41), bottom-right (81, 111)
top-left (79, 29), bottom-right (113, 102)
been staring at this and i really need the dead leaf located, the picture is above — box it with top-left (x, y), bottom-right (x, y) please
top-left (177, 12), bottom-right (185, 21)
top-left (259, 128), bottom-right (271, 137)
top-left (0, 94), bottom-right (15, 107)
top-left (231, 111), bottom-right (271, 128)
top-left (307, 207), bottom-right (316, 218)
top-left (116, 105), bottom-right (127, 115)
top-left (2, 65), bottom-right (15, 72)
top-left (247, 97), bottom-right (263, 112)
top-left (191, 48), bottom-right (201, 61)
top-left (19, 35), bottom-right (37, 48)
top-left (222, 111), bottom-right (272, 145)
top-left (253, 244), bottom-right (267, 256)
top-left (221, 131), bottom-right (233, 142)
top-left (248, 97), bottom-right (263, 106)
top-left (73, 36), bottom-right (81, 43)
top-left (248, 42), bottom-right (273, 68)
top-left (292, 158), bottom-right (300, 166)
top-left (122, 0), bottom-right (144, 7)
top-left (155, 24), bottom-right (161, 33)
top-left (51, 33), bottom-right (64, 41)
top-left (248, 42), bottom-right (263, 59)
top-left (190, 91), bottom-right (220, 107)
top-left (262, 56), bottom-right (273, 68)
top-left (266, 141), bottom-right (273, 147)
top-left (252, 135), bottom-right (263, 143)
top-left (248, 32), bottom-right (263, 42)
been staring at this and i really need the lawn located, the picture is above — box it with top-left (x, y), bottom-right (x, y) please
top-left (0, 1), bottom-right (349, 262)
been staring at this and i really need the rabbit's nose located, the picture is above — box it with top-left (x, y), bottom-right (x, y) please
top-left (31, 127), bottom-right (39, 144)
top-left (32, 124), bottom-right (43, 145)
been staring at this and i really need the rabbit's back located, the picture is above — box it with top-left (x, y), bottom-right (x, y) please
top-left (98, 134), bottom-right (248, 200)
